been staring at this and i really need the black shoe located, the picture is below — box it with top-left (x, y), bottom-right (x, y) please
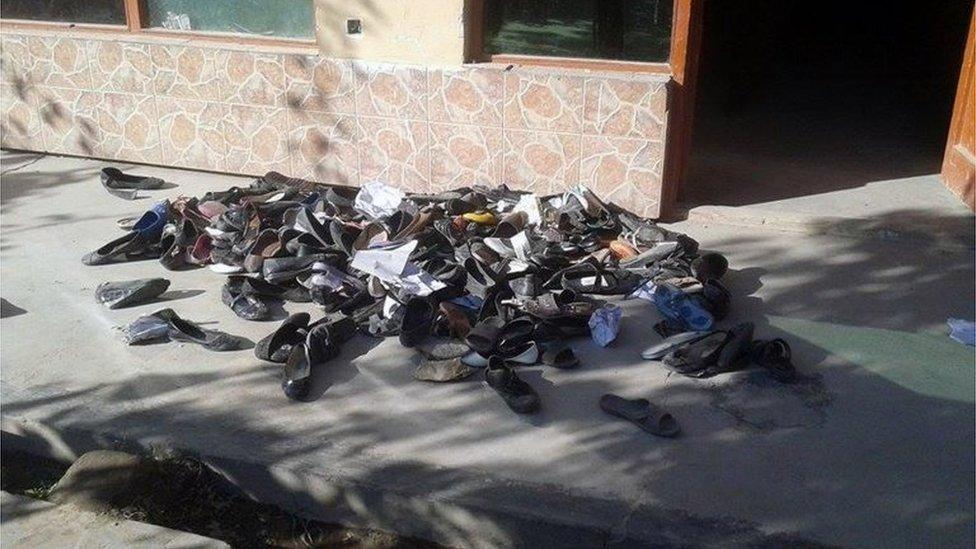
top-left (398, 297), bottom-right (434, 347)
top-left (155, 308), bottom-right (248, 351)
top-left (100, 167), bottom-right (165, 200)
top-left (159, 218), bottom-right (198, 271)
top-left (221, 277), bottom-right (270, 321)
top-left (484, 356), bottom-right (540, 414)
top-left (82, 231), bottom-right (150, 266)
top-left (95, 278), bottom-right (170, 309)
top-left (691, 252), bottom-right (728, 282)
top-left (282, 323), bottom-right (338, 401)
top-left (262, 254), bottom-right (327, 284)
top-left (255, 312), bottom-right (310, 363)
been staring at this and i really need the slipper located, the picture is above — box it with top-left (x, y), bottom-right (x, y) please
top-left (691, 322), bottom-right (754, 378)
top-left (750, 338), bottom-right (796, 382)
top-left (95, 278), bottom-right (170, 309)
top-left (662, 331), bottom-right (729, 374)
top-left (465, 316), bottom-right (504, 355)
top-left (599, 394), bottom-right (679, 437)
top-left (641, 330), bottom-right (714, 360)
top-left (541, 345), bottom-right (579, 369)
top-left (413, 356), bottom-right (478, 382)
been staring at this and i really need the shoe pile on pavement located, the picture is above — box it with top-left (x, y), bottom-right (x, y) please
top-left (85, 168), bottom-right (795, 426)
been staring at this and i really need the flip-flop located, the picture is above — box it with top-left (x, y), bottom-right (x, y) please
top-left (542, 345), bottom-right (579, 369)
top-left (641, 330), bottom-right (714, 360)
top-left (599, 394), bottom-right (680, 437)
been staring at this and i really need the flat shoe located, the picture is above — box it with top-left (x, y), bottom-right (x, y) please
top-left (255, 312), bottom-right (310, 363)
top-left (95, 278), bottom-right (170, 309)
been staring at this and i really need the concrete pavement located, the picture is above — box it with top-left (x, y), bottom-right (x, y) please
top-left (1, 491), bottom-right (228, 548)
top-left (1, 151), bottom-right (973, 547)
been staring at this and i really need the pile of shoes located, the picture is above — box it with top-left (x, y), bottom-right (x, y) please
top-left (84, 168), bottom-right (790, 416)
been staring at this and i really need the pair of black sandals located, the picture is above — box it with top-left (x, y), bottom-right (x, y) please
top-left (643, 322), bottom-right (796, 382)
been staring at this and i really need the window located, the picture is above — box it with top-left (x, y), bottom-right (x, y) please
top-left (484, 0), bottom-right (673, 63)
top-left (1, 0), bottom-right (314, 40)
top-left (145, 0), bottom-right (314, 38)
top-left (2, 0), bottom-right (126, 25)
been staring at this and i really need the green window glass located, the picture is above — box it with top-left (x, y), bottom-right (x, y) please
top-left (2, 0), bottom-right (126, 25)
top-left (146, 0), bottom-right (314, 38)
top-left (485, 0), bottom-right (673, 62)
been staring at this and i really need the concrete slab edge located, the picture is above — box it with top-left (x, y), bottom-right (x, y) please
top-left (1, 414), bottom-right (830, 548)
top-left (0, 491), bottom-right (229, 548)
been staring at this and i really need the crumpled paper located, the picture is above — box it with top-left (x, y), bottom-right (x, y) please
top-left (354, 180), bottom-right (405, 219)
top-left (350, 240), bottom-right (417, 280)
top-left (589, 303), bottom-right (622, 347)
top-left (947, 318), bottom-right (975, 346)
top-left (512, 193), bottom-right (542, 225)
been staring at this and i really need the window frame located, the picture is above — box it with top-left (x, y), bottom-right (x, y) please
top-left (466, 0), bottom-right (690, 75)
top-left (0, 0), bottom-right (317, 48)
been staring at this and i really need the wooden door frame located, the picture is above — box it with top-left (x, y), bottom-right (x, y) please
top-left (941, 8), bottom-right (976, 210)
top-left (660, 0), bottom-right (704, 220)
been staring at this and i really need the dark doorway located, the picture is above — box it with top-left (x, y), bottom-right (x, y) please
top-left (683, 1), bottom-right (974, 207)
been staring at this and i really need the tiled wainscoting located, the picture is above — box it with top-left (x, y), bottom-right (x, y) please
top-left (0, 31), bottom-right (669, 217)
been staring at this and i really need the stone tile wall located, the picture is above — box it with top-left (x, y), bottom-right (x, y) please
top-left (0, 31), bottom-right (669, 217)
